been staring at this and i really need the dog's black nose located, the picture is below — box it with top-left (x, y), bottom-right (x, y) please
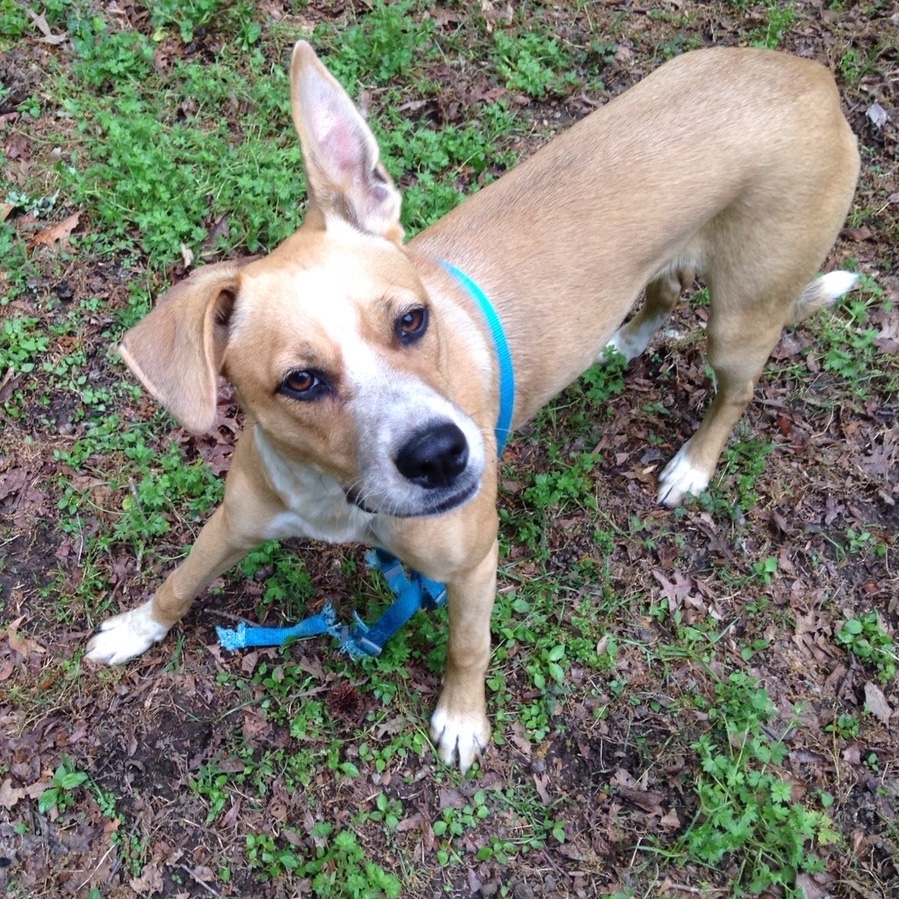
top-left (395, 422), bottom-right (469, 489)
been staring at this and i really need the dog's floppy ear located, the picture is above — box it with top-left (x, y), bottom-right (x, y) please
top-left (290, 41), bottom-right (404, 244)
top-left (119, 259), bottom-right (254, 435)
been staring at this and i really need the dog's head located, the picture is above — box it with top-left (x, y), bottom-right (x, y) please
top-left (118, 42), bottom-right (486, 519)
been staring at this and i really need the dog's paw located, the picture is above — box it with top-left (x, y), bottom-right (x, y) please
top-left (430, 705), bottom-right (490, 774)
top-left (603, 330), bottom-right (639, 363)
top-left (85, 604), bottom-right (170, 665)
top-left (657, 442), bottom-right (711, 507)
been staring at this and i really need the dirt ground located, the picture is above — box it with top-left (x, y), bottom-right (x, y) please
top-left (2, 2), bottom-right (898, 898)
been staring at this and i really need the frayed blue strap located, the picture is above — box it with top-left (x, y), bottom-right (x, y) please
top-left (216, 603), bottom-right (338, 651)
top-left (217, 262), bottom-right (509, 660)
top-left (216, 551), bottom-right (447, 659)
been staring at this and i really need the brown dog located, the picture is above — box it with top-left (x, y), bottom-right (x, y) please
top-left (87, 42), bottom-right (859, 771)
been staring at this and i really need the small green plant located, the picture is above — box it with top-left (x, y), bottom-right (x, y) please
top-left (0, 316), bottom-right (50, 373)
top-left (754, 4), bottom-right (796, 49)
top-left (316, 0), bottom-right (436, 86)
top-left (845, 527), bottom-right (888, 560)
top-left (68, 16), bottom-right (156, 89)
top-left (149, 0), bottom-right (250, 43)
top-left (356, 791), bottom-right (404, 830)
top-left (238, 541), bottom-right (316, 618)
top-left (718, 438), bottom-right (773, 513)
top-left (245, 830), bottom-right (303, 881)
top-left (491, 30), bottom-right (577, 98)
top-left (0, 0), bottom-right (31, 44)
top-left (669, 673), bottom-right (841, 897)
top-left (247, 824), bottom-right (402, 896)
top-left (523, 451), bottom-right (598, 517)
top-left (379, 102), bottom-right (519, 234)
top-left (0, 221), bottom-right (34, 302)
top-left (836, 612), bottom-right (897, 683)
top-left (38, 756), bottom-right (90, 814)
top-left (825, 713), bottom-right (860, 740)
top-left (433, 788), bottom-right (491, 840)
top-left (728, 0), bottom-right (797, 49)
top-left (750, 555), bottom-right (778, 585)
top-left (814, 276), bottom-right (889, 393)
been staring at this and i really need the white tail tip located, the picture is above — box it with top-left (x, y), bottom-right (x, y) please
top-left (817, 270), bottom-right (860, 301)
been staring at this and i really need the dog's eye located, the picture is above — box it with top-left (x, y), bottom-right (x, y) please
top-left (397, 306), bottom-right (428, 345)
top-left (280, 370), bottom-right (327, 401)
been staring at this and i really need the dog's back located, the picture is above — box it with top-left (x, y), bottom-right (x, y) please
top-left (411, 48), bottom-right (859, 424)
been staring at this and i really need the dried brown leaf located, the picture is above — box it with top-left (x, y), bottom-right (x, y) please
top-left (27, 9), bottom-right (67, 44)
top-left (863, 681), bottom-right (892, 726)
top-left (30, 211), bottom-right (81, 249)
top-left (0, 777), bottom-right (25, 810)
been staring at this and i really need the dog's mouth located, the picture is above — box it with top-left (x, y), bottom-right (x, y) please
top-left (346, 477), bottom-right (480, 518)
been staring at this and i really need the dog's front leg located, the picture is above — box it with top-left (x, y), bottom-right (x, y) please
top-left (86, 440), bottom-right (277, 665)
top-left (85, 502), bottom-right (261, 665)
top-left (430, 537), bottom-right (498, 773)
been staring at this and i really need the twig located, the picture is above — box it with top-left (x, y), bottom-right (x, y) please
top-left (178, 864), bottom-right (222, 897)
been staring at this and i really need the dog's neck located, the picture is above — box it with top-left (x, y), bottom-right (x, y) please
top-left (252, 425), bottom-right (378, 545)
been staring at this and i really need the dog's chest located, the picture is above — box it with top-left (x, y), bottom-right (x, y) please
top-left (255, 429), bottom-right (376, 545)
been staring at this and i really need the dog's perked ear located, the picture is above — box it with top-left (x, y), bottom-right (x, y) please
top-left (290, 41), bottom-right (404, 244)
top-left (118, 259), bottom-right (253, 435)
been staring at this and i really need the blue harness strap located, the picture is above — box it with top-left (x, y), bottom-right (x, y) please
top-left (217, 260), bottom-right (514, 658)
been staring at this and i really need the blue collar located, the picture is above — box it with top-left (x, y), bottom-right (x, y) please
top-left (439, 260), bottom-right (515, 457)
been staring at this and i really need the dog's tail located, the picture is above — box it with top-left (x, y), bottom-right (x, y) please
top-left (787, 270), bottom-right (860, 326)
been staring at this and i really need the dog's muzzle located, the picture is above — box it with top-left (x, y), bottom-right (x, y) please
top-left (346, 415), bottom-right (483, 518)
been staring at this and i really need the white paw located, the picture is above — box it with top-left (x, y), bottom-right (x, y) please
top-left (603, 330), bottom-right (639, 363)
top-left (657, 441), bottom-right (711, 507)
top-left (85, 603), bottom-right (170, 665)
top-left (430, 705), bottom-right (490, 773)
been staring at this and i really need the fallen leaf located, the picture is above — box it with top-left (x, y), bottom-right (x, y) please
top-left (7, 617), bottom-right (47, 656)
top-left (844, 225), bottom-right (873, 241)
top-left (795, 872), bottom-right (832, 899)
top-left (0, 777), bottom-right (25, 810)
top-left (866, 102), bottom-right (889, 129)
top-left (508, 720), bottom-right (533, 756)
top-left (660, 807), bottom-right (681, 830)
top-left (652, 569), bottom-right (695, 611)
top-left (30, 211), bottom-right (81, 249)
top-left (533, 770), bottom-right (552, 805)
top-left (396, 811), bottom-right (424, 832)
top-left (0, 366), bottom-right (22, 404)
top-left (24, 775), bottom-right (52, 799)
top-left (0, 467), bottom-right (27, 501)
top-left (27, 9), bottom-right (67, 44)
top-left (130, 861), bottom-right (165, 895)
top-left (863, 681), bottom-right (892, 726)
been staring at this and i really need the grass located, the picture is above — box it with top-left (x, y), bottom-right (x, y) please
top-left (4, 1), bottom-right (896, 897)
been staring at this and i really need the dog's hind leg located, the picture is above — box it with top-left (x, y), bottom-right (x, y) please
top-left (656, 265), bottom-right (857, 507)
top-left (605, 263), bottom-right (695, 362)
top-left (657, 307), bottom-right (784, 507)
